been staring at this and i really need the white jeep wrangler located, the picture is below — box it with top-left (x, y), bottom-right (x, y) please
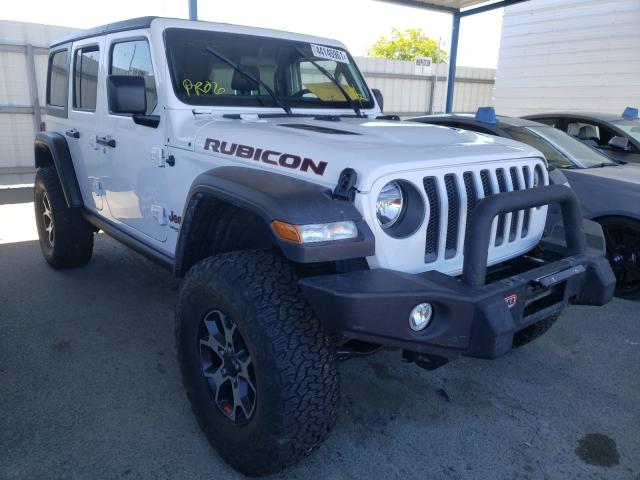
top-left (34, 17), bottom-right (614, 476)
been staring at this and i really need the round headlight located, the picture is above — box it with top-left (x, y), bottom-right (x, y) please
top-left (376, 181), bottom-right (404, 229)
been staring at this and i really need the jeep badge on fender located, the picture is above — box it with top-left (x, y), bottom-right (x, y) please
top-left (35, 16), bottom-right (615, 477)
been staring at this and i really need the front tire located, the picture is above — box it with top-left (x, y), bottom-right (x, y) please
top-left (34, 167), bottom-right (94, 269)
top-left (599, 217), bottom-right (640, 299)
top-left (176, 250), bottom-right (339, 476)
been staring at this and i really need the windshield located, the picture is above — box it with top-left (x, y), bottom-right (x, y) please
top-left (611, 119), bottom-right (640, 143)
top-left (506, 126), bottom-right (616, 169)
top-left (164, 28), bottom-right (373, 110)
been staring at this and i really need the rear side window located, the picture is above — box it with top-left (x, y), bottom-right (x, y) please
top-left (47, 49), bottom-right (69, 113)
top-left (73, 46), bottom-right (100, 111)
top-left (110, 40), bottom-right (157, 114)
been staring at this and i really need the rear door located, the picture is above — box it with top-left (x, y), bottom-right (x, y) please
top-left (102, 32), bottom-right (168, 242)
top-left (67, 37), bottom-right (107, 212)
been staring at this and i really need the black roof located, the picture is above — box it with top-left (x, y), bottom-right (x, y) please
top-left (50, 17), bottom-right (158, 48)
top-left (411, 113), bottom-right (546, 129)
top-left (525, 112), bottom-right (626, 122)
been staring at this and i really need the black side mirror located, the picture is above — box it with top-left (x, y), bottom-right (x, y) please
top-left (372, 88), bottom-right (384, 112)
top-left (107, 75), bottom-right (146, 115)
top-left (608, 136), bottom-right (630, 151)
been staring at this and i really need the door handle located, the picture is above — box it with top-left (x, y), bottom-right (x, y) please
top-left (65, 128), bottom-right (80, 139)
top-left (96, 135), bottom-right (116, 148)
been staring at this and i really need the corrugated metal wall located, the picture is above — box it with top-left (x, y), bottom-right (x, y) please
top-left (0, 21), bottom-right (77, 184)
top-left (494, 0), bottom-right (640, 116)
top-left (0, 20), bottom-right (496, 183)
top-left (356, 57), bottom-right (496, 116)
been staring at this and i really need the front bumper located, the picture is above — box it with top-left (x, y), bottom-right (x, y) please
top-left (300, 186), bottom-right (615, 360)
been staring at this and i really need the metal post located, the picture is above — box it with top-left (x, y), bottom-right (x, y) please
top-left (445, 12), bottom-right (460, 113)
top-left (25, 44), bottom-right (42, 133)
top-left (428, 75), bottom-right (436, 114)
top-left (189, 0), bottom-right (198, 20)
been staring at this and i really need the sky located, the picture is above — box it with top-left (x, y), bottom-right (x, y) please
top-left (1, 0), bottom-right (504, 68)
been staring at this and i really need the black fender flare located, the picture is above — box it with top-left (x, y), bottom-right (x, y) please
top-left (34, 132), bottom-right (83, 208)
top-left (174, 167), bottom-right (375, 276)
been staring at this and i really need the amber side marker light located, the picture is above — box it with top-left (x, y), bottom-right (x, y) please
top-left (272, 220), bottom-right (358, 244)
top-left (272, 221), bottom-right (303, 243)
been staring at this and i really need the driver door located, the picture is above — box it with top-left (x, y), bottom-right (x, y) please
top-left (101, 32), bottom-right (168, 243)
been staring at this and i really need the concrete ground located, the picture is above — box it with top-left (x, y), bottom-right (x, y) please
top-left (1, 188), bottom-right (639, 480)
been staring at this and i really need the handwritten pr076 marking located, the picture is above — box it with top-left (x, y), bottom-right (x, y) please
top-left (182, 79), bottom-right (226, 97)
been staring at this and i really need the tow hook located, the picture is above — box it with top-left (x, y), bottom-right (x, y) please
top-left (402, 350), bottom-right (449, 371)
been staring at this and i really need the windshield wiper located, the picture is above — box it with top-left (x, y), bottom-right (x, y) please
top-left (295, 47), bottom-right (365, 118)
top-left (205, 47), bottom-right (292, 116)
top-left (589, 162), bottom-right (619, 168)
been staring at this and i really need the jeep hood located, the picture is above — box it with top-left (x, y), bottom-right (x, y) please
top-left (191, 116), bottom-right (544, 191)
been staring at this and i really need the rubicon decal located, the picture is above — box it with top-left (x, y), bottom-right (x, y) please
top-left (204, 138), bottom-right (328, 176)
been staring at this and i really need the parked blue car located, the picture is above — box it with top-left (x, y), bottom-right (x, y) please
top-left (410, 109), bottom-right (640, 299)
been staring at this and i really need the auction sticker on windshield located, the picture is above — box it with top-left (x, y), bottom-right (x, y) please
top-left (310, 44), bottom-right (349, 64)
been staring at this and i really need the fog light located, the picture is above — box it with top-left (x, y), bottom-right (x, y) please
top-left (409, 303), bottom-right (433, 331)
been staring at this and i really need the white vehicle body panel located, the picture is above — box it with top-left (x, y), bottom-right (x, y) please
top-left (45, 18), bottom-right (550, 276)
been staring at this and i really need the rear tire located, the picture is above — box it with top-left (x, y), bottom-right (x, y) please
top-left (34, 167), bottom-right (93, 269)
top-left (176, 250), bottom-right (339, 476)
top-left (599, 217), bottom-right (640, 299)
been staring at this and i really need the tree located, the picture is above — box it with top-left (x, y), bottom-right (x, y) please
top-left (367, 28), bottom-right (448, 62)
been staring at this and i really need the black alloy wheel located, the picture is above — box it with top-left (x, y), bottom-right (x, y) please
top-left (199, 310), bottom-right (256, 424)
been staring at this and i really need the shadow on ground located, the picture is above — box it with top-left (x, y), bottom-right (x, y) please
top-left (0, 223), bottom-right (639, 479)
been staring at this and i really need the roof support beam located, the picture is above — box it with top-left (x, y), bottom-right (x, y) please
top-left (189, 0), bottom-right (198, 20)
top-left (460, 0), bottom-right (529, 17)
top-left (445, 12), bottom-right (460, 113)
top-left (376, 0), bottom-right (457, 14)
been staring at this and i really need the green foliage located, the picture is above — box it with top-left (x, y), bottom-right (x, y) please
top-left (367, 28), bottom-right (448, 62)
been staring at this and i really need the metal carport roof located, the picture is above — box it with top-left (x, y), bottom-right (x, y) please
top-left (186, 0), bottom-right (532, 113)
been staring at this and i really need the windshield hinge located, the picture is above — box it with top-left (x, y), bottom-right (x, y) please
top-left (333, 168), bottom-right (358, 201)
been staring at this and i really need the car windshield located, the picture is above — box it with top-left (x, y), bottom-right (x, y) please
top-left (506, 126), bottom-right (617, 169)
top-left (611, 119), bottom-right (640, 143)
top-left (164, 28), bottom-right (373, 111)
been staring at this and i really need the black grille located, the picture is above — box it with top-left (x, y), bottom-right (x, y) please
top-left (463, 172), bottom-right (478, 234)
top-left (495, 169), bottom-right (507, 246)
top-left (423, 177), bottom-right (440, 262)
top-left (509, 167), bottom-right (522, 242)
top-left (444, 174), bottom-right (459, 258)
top-left (522, 166), bottom-right (531, 237)
top-left (480, 169), bottom-right (492, 197)
top-left (422, 166), bottom-right (537, 263)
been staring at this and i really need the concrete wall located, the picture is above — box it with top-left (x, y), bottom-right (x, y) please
top-left (0, 20), bottom-right (496, 184)
top-left (494, 0), bottom-right (640, 116)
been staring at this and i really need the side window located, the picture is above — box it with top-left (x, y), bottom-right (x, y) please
top-left (566, 119), bottom-right (614, 148)
top-left (110, 40), bottom-right (157, 114)
top-left (591, 123), bottom-right (618, 149)
top-left (73, 46), bottom-right (100, 111)
top-left (46, 49), bottom-right (70, 116)
top-left (534, 117), bottom-right (561, 128)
